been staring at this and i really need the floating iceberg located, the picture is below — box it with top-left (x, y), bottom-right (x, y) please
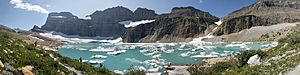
top-left (107, 50), bottom-right (127, 55)
top-left (91, 55), bottom-right (107, 58)
top-left (40, 32), bottom-right (122, 43)
top-left (89, 60), bottom-right (105, 64)
top-left (89, 47), bottom-right (114, 52)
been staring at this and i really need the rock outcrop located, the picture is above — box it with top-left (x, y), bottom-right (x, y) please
top-left (22, 66), bottom-right (34, 75)
top-left (0, 24), bottom-right (15, 32)
top-left (40, 6), bottom-right (157, 38)
top-left (30, 25), bottom-right (44, 33)
top-left (89, 6), bottom-right (133, 37)
top-left (41, 12), bottom-right (91, 36)
top-left (215, 0), bottom-right (300, 35)
top-left (133, 8), bottom-right (157, 21)
top-left (0, 60), bottom-right (4, 68)
top-left (123, 7), bottom-right (219, 43)
top-left (247, 54), bottom-right (261, 66)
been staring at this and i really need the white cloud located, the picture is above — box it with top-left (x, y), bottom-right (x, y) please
top-left (10, 0), bottom-right (49, 14)
top-left (46, 4), bottom-right (51, 8)
top-left (199, 0), bottom-right (203, 3)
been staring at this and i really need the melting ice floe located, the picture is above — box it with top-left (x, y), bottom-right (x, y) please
top-left (107, 50), bottom-right (127, 55)
top-left (119, 20), bottom-right (155, 28)
top-left (89, 46), bottom-right (114, 52)
top-left (190, 20), bottom-right (222, 43)
top-left (88, 59), bottom-right (105, 64)
top-left (225, 43), bottom-right (248, 48)
top-left (39, 32), bottom-right (122, 43)
top-left (90, 55), bottom-right (107, 58)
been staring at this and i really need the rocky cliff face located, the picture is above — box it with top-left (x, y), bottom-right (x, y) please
top-left (89, 6), bottom-right (133, 37)
top-left (123, 7), bottom-right (219, 43)
top-left (215, 0), bottom-right (300, 35)
top-left (40, 6), bottom-right (157, 38)
top-left (41, 12), bottom-right (92, 36)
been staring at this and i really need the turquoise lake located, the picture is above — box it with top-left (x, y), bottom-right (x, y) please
top-left (57, 42), bottom-right (277, 73)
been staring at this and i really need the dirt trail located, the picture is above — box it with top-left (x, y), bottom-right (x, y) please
top-left (49, 54), bottom-right (83, 75)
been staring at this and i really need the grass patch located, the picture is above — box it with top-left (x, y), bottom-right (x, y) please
top-left (0, 32), bottom-right (115, 75)
top-left (188, 24), bottom-right (300, 74)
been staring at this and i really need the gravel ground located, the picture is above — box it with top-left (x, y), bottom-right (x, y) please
top-left (208, 22), bottom-right (300, 42)
top-left (287, 64), bottom-right (300, 75)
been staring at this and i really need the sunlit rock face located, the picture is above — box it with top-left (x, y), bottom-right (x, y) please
top-left (89, 6), bottom-right (133, 37)
top-left (123, 7), bottom-right (219, 43)
top-left (215, 0), bottom-right (300, 35)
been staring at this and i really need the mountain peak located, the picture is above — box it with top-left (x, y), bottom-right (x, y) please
top-left (167, 6), bottom-right (219, 21)
top-left (133, 8), bottom-right (157, 21)
top-left (48, 12), bottom-right (78, 19)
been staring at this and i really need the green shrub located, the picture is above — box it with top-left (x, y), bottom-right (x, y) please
top-left (58, 56), bottom-right (114, 75)
top-left (279, 32), bottom-right (300, 45)
top-left (0, 32), bottom-right (115, 75)
top-left (188, 62), bottom-right (238, 75)
top-left (124, 67), bottom-right (146, 75)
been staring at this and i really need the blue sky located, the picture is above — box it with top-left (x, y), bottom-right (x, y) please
top-left (0, 0), bottom-right (257, 30)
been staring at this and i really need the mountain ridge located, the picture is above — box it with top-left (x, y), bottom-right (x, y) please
top-left (39, 6), bottom-right (158, 38)
top-left (123, 7), bottom-right (219, 43)
top-left (215, 0), bottom-right (300, 35)
top-left (35, 6), bottom-right (220, 43)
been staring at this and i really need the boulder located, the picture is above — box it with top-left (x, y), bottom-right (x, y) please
top-left (22, 65), bottom-right (34, 75)
top-left (4, 63), bottom-right (15, 71)
top-left (0, 60), bottom-right (4, 68)
top-left (247, 54), bottom-right (262, 66)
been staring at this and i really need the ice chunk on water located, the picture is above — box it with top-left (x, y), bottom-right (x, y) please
top-left (90, 55), bottom-right (107, 58)
top-left (152, 54), bottom-right (161, 58)
top-left (191, 55), bottom-right (218, 58)
top-left (89, 59), bottom-right (105, 64)
top-left (89, 46), bottom-right (114, 52)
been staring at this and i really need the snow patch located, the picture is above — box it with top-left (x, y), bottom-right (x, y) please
top-left (190, 20), bottom-right (222, 43)
top-left (214, 20), bottom-right (222, 26)
top-left (39, 32), bottom-right (122, 43)
top-left (50, 16), bottom-right (67, 18)
top-left (89, 46), bottom-right (114, 52)
top-left (119, 20), bottom-right (155, 28)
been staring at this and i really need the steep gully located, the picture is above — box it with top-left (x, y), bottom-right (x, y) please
top-left (190, 20), bottom-right (222, 43)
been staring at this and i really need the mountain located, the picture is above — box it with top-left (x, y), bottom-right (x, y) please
top-left (39, 6), bottom-right (157, 38)
top-left (123, 7), bottom-right (219, 43)
top-left (133, 8), bottom-right (157, 21)
top-left (41, 12), bottom-right (92, 36)
top-left (215, 0), bottom-right (300, 35)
